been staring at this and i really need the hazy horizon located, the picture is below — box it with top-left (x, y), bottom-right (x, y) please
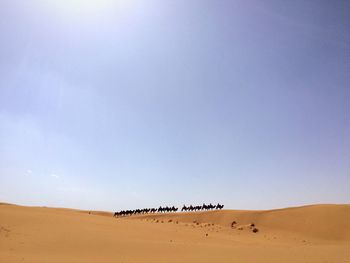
top-left (1, 0), bottom-right (350, 211)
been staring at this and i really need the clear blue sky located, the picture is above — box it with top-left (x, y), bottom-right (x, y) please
top-left (1, 0), bottom-right (349, 211)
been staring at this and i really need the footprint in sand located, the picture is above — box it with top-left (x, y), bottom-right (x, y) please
top-left (231, 221), bottom-right (237, 228)
top-left (0, 226), bottom-right (10, 237)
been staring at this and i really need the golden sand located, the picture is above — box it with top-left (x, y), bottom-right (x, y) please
top-left (1, 203), bottom-right (349, 262)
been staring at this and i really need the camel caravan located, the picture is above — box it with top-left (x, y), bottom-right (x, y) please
top-left (114, 203), bottom-right (224, 217)
top-left (181, 203), bottom-right (224, 211)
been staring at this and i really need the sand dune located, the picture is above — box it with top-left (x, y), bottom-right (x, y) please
top-left (1, 203), bottom-right (349, 262)
top-left (134, 204), bottom-right (350, 242)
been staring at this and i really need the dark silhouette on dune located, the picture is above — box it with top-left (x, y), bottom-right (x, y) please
top-left (114, 203), bottom-right (224, 217)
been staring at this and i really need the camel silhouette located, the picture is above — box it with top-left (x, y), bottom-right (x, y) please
top-left (113, 203), bottom-right (224, 217)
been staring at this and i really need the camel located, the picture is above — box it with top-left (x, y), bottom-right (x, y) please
top-left (113, 202), bottom-right (224, 218)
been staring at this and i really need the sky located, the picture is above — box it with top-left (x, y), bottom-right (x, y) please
top-left (1, 0), bottom-right (350, 211)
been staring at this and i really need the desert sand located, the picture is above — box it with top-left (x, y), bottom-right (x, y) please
top-left (1, 203), bottom-right (349, 263)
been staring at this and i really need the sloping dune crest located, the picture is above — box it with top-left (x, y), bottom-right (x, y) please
top-left (1, 203), bottom-right (349, 263)
top-left (134, 204), bottom-right (350, 242)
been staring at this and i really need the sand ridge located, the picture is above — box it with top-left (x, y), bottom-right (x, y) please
top-left (132, 204), bottom-right (350, 242)
top-left (1, 203), bottom-right (349, 262)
